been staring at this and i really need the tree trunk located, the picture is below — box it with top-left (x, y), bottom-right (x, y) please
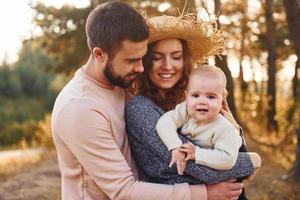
top-left (265, 0), bottom-right (278, 130)
top-left (238, 2), bottom-right (248, 102)
top-left (282, 0), bottom-right (300, 102)
top-left (214, 0), bottom-right (238, 119)
top-left (295, 128), bottom-right (300, 177)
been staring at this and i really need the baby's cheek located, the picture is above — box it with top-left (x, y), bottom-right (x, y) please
top-left (186, 101), bottom-right (194, 112)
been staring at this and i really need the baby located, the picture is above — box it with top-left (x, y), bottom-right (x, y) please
top-left (156, 65), bottom-right (260, 175)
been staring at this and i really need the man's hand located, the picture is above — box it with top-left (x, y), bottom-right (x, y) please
top-left (169, 148), bottom-right (186, 175)
top-left (180, 142), bottom-right (196, 161)
top-left (207, 180), bottom-right (244, 200)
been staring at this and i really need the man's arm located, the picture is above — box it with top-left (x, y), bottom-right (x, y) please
top-left (55, 99), bottom-right (202, 200)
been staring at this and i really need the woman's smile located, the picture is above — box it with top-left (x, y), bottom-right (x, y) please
top-left (158, 73), bottom-right (176, 79)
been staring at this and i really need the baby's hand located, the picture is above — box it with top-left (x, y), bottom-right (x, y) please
top-left (180, 142), bottom-right (196, 161)
top-left (169, 148), bottom-right (186, 175)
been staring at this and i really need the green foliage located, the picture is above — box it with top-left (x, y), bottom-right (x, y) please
top-left (0, 66), bottom-right (22, 98)
top-left (0, 40), bottom-right (58, 148)
top-left (31, 2), bottom-right (91, 73)
top-left (0, 40), bottom-right (56, 99)
top-left (0, 98), bottom-right (48, 146)
top-left (15, 41), bottom-right (55, 97)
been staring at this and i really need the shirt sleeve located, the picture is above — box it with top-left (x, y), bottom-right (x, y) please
top-left (194, 118), bottom-right (242, 170)
top-left (156, 101), bottom-right (188, 151)
top-left (56, 99), bottom-right (196, 200)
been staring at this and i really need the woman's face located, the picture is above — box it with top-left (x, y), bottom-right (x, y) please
top-left (149, 38), bottom-right (184, 94)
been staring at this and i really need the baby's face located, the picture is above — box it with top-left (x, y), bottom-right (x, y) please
top-left (186, 75), bottom-right (224, 124)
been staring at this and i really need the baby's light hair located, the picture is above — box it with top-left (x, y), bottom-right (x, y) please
top-left (189, 64), bottom-right (228, 98)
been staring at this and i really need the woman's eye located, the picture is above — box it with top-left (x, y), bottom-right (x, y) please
top-left (172, 56), bottom-right (182, 60)
top-left (153, 56), bottom-right (162, 61)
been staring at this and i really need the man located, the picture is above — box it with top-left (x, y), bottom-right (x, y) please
top-left (51, 2), bottom-right (244, 200)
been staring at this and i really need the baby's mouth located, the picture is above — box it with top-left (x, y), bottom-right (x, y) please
top-left (196, 108), bottom-right (208, 112)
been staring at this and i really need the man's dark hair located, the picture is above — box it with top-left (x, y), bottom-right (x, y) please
top-left (86, 1), bottom-right (149, 57)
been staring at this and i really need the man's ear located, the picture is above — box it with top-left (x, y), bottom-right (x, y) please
top-left (92, 47), bottom-right (108, 63)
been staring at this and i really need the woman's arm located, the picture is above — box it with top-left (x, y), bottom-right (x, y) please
top-left (125, 96), bottom-right (254, 184)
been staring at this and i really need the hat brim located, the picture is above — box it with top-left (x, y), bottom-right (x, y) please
top-left (148, 15), bottom-right (225, 63)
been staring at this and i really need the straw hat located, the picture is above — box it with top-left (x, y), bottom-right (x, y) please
top-left (147, 15), bottom-right (225, 63)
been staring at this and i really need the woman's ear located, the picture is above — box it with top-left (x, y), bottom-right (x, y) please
top-left (92, 47), bottom-right (108, 63)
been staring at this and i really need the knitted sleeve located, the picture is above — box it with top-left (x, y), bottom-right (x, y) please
top-left (125, 95), bottom-right (254, 184)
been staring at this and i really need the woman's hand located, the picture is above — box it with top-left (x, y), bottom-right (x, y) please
top-left (169, 148), bottom-right (186, 175)
top-left (206, 180), bottom-right (243, 200)
top-left (221, 99), bottom-right (240, 131)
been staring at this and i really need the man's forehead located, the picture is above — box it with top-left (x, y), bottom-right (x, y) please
top-left (116, 39), bottom-right (148, 56)
top-left (120, 39), bottom-right (147, 48)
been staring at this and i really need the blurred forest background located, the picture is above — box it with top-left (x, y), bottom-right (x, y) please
top-left (0, 0), bottom-right (299, 199)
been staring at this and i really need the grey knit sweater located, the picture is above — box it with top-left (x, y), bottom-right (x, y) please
top-left (125, 95), bottom-right (254, 185)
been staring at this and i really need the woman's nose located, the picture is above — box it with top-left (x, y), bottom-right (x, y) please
top-left (162, 57), bottom-right (173, 70)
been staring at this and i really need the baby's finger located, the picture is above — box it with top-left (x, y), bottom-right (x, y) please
top-left (185, 154), bottom-right (191, 161)
top-left (179, 147), bottom-right (191, 154)
top-left (181, 143), bottom-right (191, 149)
top-left (177, 160), bottom-right (183, 175)
top-left (180, 160), bottom-right (186, 175)
top-left (169, 158), bottom-right (175, 168)
top-left (180, 143), bottom-right (188, 148)
top-left (182, 160), bottom-right (187, 173)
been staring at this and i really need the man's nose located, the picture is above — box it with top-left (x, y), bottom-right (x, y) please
top-left (134, 60), bottom-right (144, 73)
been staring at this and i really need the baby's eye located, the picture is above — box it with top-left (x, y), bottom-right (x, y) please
top-left (192, 94), bottom-right (199, 98)
top-left (207, 95), bottom-right (216, 99)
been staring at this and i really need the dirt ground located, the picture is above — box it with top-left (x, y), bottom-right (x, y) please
top-left (244, 138), bottom-right (300, 200)
top-left (0, 155), bottom-right (61, 200)
top-left (0, 143), bottom-right (299, 200)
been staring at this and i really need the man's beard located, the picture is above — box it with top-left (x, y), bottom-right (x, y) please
top-left (103, 60), bottom-right (134, 88)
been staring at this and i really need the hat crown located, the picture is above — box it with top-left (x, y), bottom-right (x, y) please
top-left (147, 14), bottom-right (225, 63)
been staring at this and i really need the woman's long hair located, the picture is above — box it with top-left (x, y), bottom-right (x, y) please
top-left (133, 39), bottom-right (193, 111)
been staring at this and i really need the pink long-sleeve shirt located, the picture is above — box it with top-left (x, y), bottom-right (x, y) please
top-left (51, 68), bottom-right (206, 200)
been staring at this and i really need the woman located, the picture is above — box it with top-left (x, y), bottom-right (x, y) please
top-left (126, 15), bottom-right (258, 199)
